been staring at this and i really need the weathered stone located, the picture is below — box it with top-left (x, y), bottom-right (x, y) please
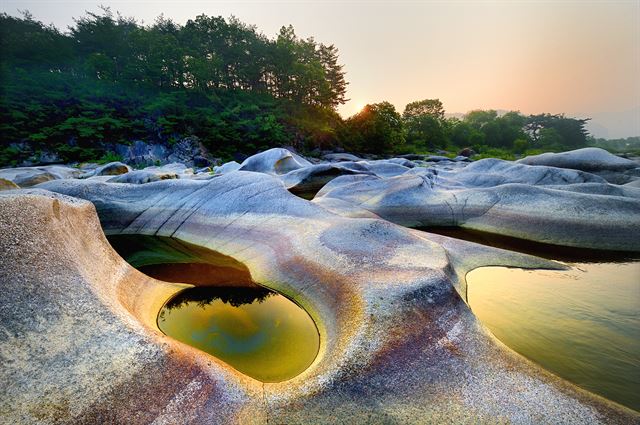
top-left (322, 153), bottom-right (363, 162)
top-left (238, 148), bottom-right (312, 175)
top-left (315, 161), bottom-right (640, 251)
top-left (0, 165), bottom-right (81, 187)
top-left (81, 161), bottom-right (132, 178)
top-left (0, 178), bottom-right (19, 191)
top-left (214, 161), bottom-right (242, 174)
top-left (108, 170), bottom-right (178, 184)
top-left (517, 147), bottom-right (638, 171)
top-left (3, 176), bottom-right (635, 423)
top-left (458, 147), bottom-right (474, 157)
top-left (361, 160), bottom-right (411, 177)
top-left (425, 155), bottom-right (454, 162)
top-left (13, 171), bottom-right (58, 187)
top-left (281, 164), bottom-right (374, 199)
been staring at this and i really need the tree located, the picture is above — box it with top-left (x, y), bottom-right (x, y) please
top-left (449, 120), bottom-right (484, 148)
top-left (403, 99), bottom-right (445, 120)
top-left (343, 102), bottom-right (405, 154)
top-left (525, 114), bottom-right (590, 149)
top-left (464, 109), bottom-right (498, 130)
top-left (402, 99), bottom-right (448, 150)
top-left (0, 11), bottom-right (351, 162)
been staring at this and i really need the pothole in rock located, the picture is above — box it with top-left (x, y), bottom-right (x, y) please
top-left (108, 235), bottom-right (320, 383)
top-left (422, 228), bottom-right (640, 411)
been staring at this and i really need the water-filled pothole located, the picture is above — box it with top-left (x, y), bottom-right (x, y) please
top-left (108, 235), bottom-right (320, 383)
top-left (421, 228), bottom-right (640, 410)
top-left (157, 285), bottom-right (319, 382)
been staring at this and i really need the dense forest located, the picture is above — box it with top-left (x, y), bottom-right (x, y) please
top-left (0, 9), bottom-right (346, 163)
top-left (0, 9), bottom-right (632, 166)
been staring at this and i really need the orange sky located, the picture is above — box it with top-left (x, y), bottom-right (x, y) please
top-left (2, 1), bottom-right (639, 137)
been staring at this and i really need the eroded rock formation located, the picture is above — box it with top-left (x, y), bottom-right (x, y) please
top-left (1, 148), bottom-right (639, 423)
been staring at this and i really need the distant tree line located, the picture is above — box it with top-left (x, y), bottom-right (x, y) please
top-left (588, 136), bottom-right (640, 154)
top-left (339, 99), bottom-right (592, 158)
top-left (0, 10), bottom-right (611, 166)
top-left (0, 9), bottom-right (346, 162)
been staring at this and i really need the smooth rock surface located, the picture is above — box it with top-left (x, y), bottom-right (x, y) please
top-left (281, 163), bottom-right (374, 199)
top-left (238, 148), bottom-right (312, 175)
top-left (83, 161), bottom-right (132, 177)
top-left (322, 153), bottom-right (363, 162)
top-left (0, 178), bottom-right (19, 191)
top-left (0, 165), bottom-right (81, 187)
top-left (214, 161), bottom-right (242, 174)
top-left (517, 147), bottom-right (638, 171)
top-left (3, 176), bottom-right (638, 423)
top-left (108, 170), bottom-right (178, 184)
top-left (314, 160), bottom-right (640, 251)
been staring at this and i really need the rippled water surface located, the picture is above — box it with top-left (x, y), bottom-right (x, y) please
top-left (467, 261), bottom-right (640, 411)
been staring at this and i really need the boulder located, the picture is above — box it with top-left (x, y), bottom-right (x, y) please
top-left (322, 153), bottom-right (363, 162)
top-left (362, 161), bottom-right (411, 178)
top-left (517, 147), bottom-right (638, 172)
top-left (458, 147), bottom-right (474, 157)
top-left (214, 161), bottom-right (242, 174)
top-left (0, 165), bottom-right (81, 187)
top-left (281, 164), bottom-right (374, 199)
top-left (0, 178), bottom-right (19, 191)
top-left (315, 163), bottom-right (640, 251)
top-left (398, 153), bottom-right (426, 160)
top-left (13, 171), bottom-right (58, 187)
top-left (143, 162), bottom-right (193, 176)
top-left (108, 170), bottom-right (178, 184)
top-left (238, 148), bottom-right (312, 175)
top-left (384, 158), bottom-right (417, 168)
top-left (448, 158), bottom-right (606, 187)
top-left (96, 161), bottom-right (131, 176)
top-left (425, 155), bottom-right (453, 162)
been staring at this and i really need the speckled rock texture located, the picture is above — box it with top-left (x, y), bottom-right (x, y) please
top-left (0, 178), bottom-right (19, 191)
top-left (80, 161), bottom-right (131, 178)
top-left (1, 170), bottom-right (638, 424)
top-left (1, 148), bottom-right (640, 423)
top-left (0, 165), bottom-right (82, 187)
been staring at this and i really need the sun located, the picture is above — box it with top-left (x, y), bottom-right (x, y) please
top-left (352, 101), bottom-right (367, 114)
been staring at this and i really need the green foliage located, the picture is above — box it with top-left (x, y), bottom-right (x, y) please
top-left (588, 136), bottom-right (640, 154)
top-left (471, 146), bottom-right (516, 161)
top-left (341, 102), bottom-right (405, 154)
top-left (0, 10), bottom-right (348, 162)
top-left (512, 138), bottom-right (529, 154)
top-left (0, 10), bottom-right (602, 163)
top-left (402, 99), bottom-right (448, 150)
top-left (524, 113), bottom-right (589, 149)
top-left (97, 151), bottom-right (123, 164)
top-left (403, 99), bottom-right (445, 120)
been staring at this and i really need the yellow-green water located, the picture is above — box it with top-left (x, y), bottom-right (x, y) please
top-left (158, 285), bottom-right (320, 382)
top-left (467, 262), bottom-right (640, 411)
top-left (106, 236), bottom-right (320, 383)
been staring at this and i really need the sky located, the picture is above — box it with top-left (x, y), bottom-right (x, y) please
top-left (2, 0), bottom-right (639, 138)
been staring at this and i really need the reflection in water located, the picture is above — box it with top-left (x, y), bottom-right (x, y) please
top-left (423, 227), bottom-right (637, 263)
top-left (164, 285), bottom-right (273, 309)
top-left (158, 285), bottom-right (320, 383)
top-left (105, 236), bottom-right (320, 383)
top-left (467, 262), bottom-right (640, 411)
